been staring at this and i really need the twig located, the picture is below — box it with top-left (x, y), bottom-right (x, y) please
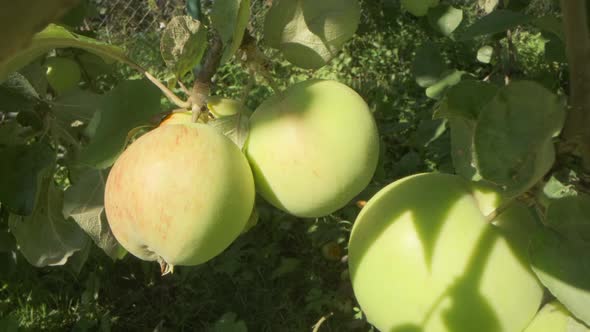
top-left (560, 0), bottom-right (590, 169)
top-left (191, 32), bottom-right (223, 122)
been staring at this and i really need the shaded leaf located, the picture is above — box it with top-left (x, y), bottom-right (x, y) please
top-left (211, 0), bottom-right (251, 64)
top-left (425, 70), bottom-right (464, 99)
top-left (9, 177), bottom-right (89, 267)
top-left (412, 42), bottom-right (447, 88)
top-left (1, 24), bottom-right (135, 83)
top-left (529, 229), bottom-right (590, 326)
top-left (533, 15), bottom-right (564, 41)
top-left (63, 169), bottom-right (124, 260)
top-left (0, 1), bottom-right (78, 64)
top-left (160, 16), bottom-right (207, 78)
top-left (474, 81), bottom-right (564, 195)
top-left (428, 5), bottom-right (463, 37)
top-left (0, 142), bottom-right (56, 215)
top-left (449, 117), bottom-right (481, 181)
top-left (459, 10), bottom-right (533, 40)
top-left (435, 80), bottom-right (499, 120)
top-left (78, 79), bottom-right (162, 169)
top-left (52, 88), bottom-right (102, 138)
top-left (211, 312), bottom-right (248, 332)
top-left (545, 194), bottom-right (590, 243)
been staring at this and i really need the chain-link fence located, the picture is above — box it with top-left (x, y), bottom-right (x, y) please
top-left (90, 0), bottom-right (185, 43)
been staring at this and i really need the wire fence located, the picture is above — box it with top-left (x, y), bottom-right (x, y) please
top-left (90, 0), bottom-right (186, 44)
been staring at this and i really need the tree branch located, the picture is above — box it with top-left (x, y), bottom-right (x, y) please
top-left (191, 32), bottom-right (223, 122)
top-left (560, 0), bottom-right (590, 169)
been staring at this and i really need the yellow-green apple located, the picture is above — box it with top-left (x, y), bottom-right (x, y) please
top-left (245, 79), bottom-right (379, 218)
top-left (348, 172), bottom-right (543, 332)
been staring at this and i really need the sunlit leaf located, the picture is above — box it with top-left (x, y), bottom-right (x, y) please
top-left (264, 0), bottom-right (361, 69)
top-left (160, 16), bottom-right (207, 78)
top-left (211, 0), bottom-right (251, 64)
top-left (78, 79), bottom-right (162, 169)
top-left (0, 24), bottom-right (135, 83)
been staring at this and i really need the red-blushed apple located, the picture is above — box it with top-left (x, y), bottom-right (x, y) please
top-left (104, 123), bottom-right (255, 269)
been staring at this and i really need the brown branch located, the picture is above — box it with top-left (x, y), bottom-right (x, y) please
top-left (560, 0), bottom-right (590, 170)
top-left (191, 32), bottom-right (223, 122)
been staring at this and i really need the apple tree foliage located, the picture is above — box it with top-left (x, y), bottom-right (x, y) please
top-left (0, 0), bottom-right (590, 330)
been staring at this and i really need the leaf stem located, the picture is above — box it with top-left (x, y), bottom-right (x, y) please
top-left (143, 71), bottom-right (191, 109)
top-left (560, 0), bottom-right (590, 169)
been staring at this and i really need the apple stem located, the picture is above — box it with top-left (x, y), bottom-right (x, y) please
top-left (158, 257), bottom-right (174, 276)
top-left (560, 0), bottom-right (590, 170)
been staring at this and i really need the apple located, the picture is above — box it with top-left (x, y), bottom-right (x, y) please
top-left (401, 0), bottom-right (439, 17)
top-left (523, 301), bottom-right (590, 332)
top-left (245, 79), bottom-right (379, 218)
top-left (348, 172), bottom-right (543, 332)
top-left (104, 123), bottom-right (255, 267)
top-left (45, 56), bottom-right (81, 94)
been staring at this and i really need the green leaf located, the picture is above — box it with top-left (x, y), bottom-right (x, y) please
top-left (211, 0), bottom-right (251, 64)
top-left (0, 1), bottom-right (79, 64)
top-left (186, 0), bottom-right (202, 20)
top-left (211, 312), bottom-right (248, 332)
top-left (412, 42), bottom-right (447, 88)
top-left (0, 122), bottom-right (31, 147)
top-left (160, 16), bottom-right (208, 78)
top-left (533, 15), bottom-right (564, 41)
top-left (529, 229), bottom-right (590, 326)
top-left (425, 70), bottom-right (464, 99)
top-left (544, 33), bottom-right (567, 63)
top-left (474, 81), bottom-right (565, 195)
top-left (0, 315), bottom-right (19, 332)
top-left (9, 177), bottom-right (89, 267)
top-left (0, 73), bottom-right (43, 121)
top-left (0, 24), bottom-right (137, 83)
top-left (78, 79), bottom-right (162, 169)
top-left (435, 80), bottom-right (499, 120)
top-left (242, 207), bottom-right (259, 234)
top-left (449, 117), bottom-right (481, 181)
top-left (477, 45), bottom-right (494, 63)
top-left (413, 118), bottom-right (447, 148)
top-left (428, 5), bottom-right (463, 37)
top-left (459, 10), bottom-right (533, 40)
top-left (264, 0), bottom-right (361, 69)
top-left (0, 142), bottom-right (56, 215)
top-left (545, 194), bottom-right (590, 242)
top-left (52, 88), bottom-right (102, 139)
top-left (63, 169), bottom-right (125, 260)
top-left (208, 113), bottom-right (249, 150)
